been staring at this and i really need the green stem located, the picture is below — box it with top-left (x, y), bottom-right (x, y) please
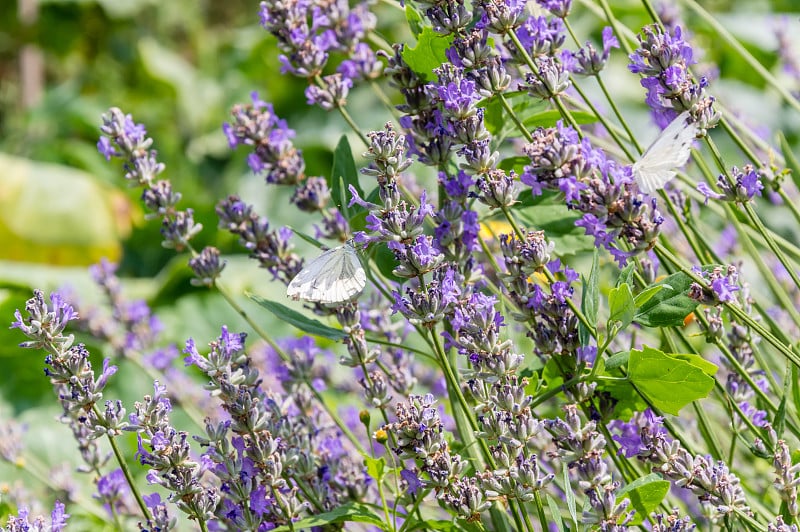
top-left (656, 244), bottom-right (800, 368)
top-left (682, 0), bottom-right (800, 113)
top-left (106, 428), bottom-right (152, 520)
top-left (499, 92), bottom-right (533, 142)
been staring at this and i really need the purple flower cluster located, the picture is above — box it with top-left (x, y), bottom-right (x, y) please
top-left (258, 0), bottom-right (376, 78)
top-left (216, 195), bottom-right (304, 285)
top-left (697, 164), bottom-right (764, 204)
top-left (2, 501), bottom-right (69, 532)
top-left (689, 264), bottom-right (742, 305)
top-left (186, 327), bottom-right (369, 527)
top-left (522, 122), bottom-right (663, 265)
top-left (628, 24), bottom-right (719, 129)
top-left (611, 409), bottom-right (755, 520)
top-left (130, 380), bottom-right (217, 527)
top-left (99, 108), bottom-right (203, 252)
top-left (562, 26), bottom-right (619, 77)
top-left (546, 405), bottom-right (634, 528)
top-left (223, 91), bottom-right (304, 184)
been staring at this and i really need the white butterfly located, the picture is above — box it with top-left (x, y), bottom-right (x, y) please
top-left (286, 244), bottom-right (366, 305)
top-left (632, 111), bottom-right (700, 194)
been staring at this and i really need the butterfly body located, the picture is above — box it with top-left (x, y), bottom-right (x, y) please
top-left (286, 244), bottom-right (366, 304)
top-left (632, 111), bottom-right (700, 194)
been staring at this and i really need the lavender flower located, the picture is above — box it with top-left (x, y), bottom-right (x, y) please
top-left (563, 26), bottom-right (618, 76)
top-left (189, 246), bottom-right (226, 287)
top-left (305, 73), bottom-right (353, 110)
top-left (628, 25), bottom-right (719, 130)
top-left (3, 501), bottom-right (69, 532)
top-left (224, 91), bottom-right (305, 184)
top-left (216, 195), bottom-right (304, 284)
top-left (95, 469), bottom-right (134, 517)
top-left (688, 265), bottom-right (741, 305)
top-left (698, 165), bottom-right (764, 204)
top-left (99, 108), bottom-right (201, 251)
top-left (522, 122), bottom-right (663, 265)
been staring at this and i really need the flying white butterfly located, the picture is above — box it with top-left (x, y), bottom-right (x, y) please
top-left (632, 110), bottom-right (700, 194)
top-left (286, 244), bottom-right (366, 305)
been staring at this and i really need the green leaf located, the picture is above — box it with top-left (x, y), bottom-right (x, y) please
top-left (608, 283), bottom-right (636, 330)
top-left (405, 5), bottom-right (424, 37)
top-left (287, 226), bottom-right (324, 249)
top-left (522, 109), bottom-right (597, 129)
top-left (617, 474), bottom-right (670, 525)
top-left (483, 92), bottom-right (548, 138)
top-left (628, 346), bottom-right (716, 415)
top-left (579, 250), bottom-right (599, 348)
top-left (563, 463), bottom-right (578, 528)
top-left (605, 350), bottom-right (629, 371)
top-left (270, 502), bottom-right (386, 531)
top-left (364, 455), bottom-right (386, 482)
top-left (668, 353), bottom-right (719, 376)
top-left (539, 357), bottom-right (565, 395)
top-left (545, 494), bottom-right (566, 532)
top-left (634, 270), bottom-right (701, 327)
top-left (582, 250), bottom-right (600, 324)
top-left (633, 284), bottom-right (664, 308)
top-left (401, 27), bottom-right (454, 81)
top-left (330, 135), bottom-right (363, 219)
top-left (617, 263), bottom-right (634, 288)
top-left (497, 155), bottom-right (529, 174)
top-left (249, 295), bottom-right (347, 340)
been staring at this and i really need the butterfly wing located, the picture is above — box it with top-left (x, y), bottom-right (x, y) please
top-left (632, 111), bottom-right (699, 194)
top-left (286, 245), bottom-right (366, 304)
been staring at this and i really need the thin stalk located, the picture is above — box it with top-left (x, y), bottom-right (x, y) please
top-left (656, 245), bottom-right (800, 368)
top-left (682, 0), bottom-right (800, 113)
top-left (499, 92), bottom-right (533, 142)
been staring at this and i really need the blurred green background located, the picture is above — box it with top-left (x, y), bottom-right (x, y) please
top-left (1, 1), bottom-right (800, 523)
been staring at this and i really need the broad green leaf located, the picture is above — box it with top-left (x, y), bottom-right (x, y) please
top-left (330, 136), bottom-right (363, 218)
top-left (483, 91), bottom-right (547, 138)
top-left (617, 263), bottom-right (634, 288)
top-left (364, 455), bottom-right (386, 482)
top-left (668, 353), bottom-right (719, 376)
top-left (249, 295), bottom-right (347, 340)
top-left (538, 357), bottom-right (565, 395)
top-left (270, 502), bottom-right (386, 531)
top-left (628, 346), bottom-right (715, 415)
top-left (605, 350), bottom-right (629, 371)
top-left (497, 155), bottom-right (530, 175)
top-left (633, 284), bottom-right (664, 308)
top-left (634, 271), bottom-right (699, 327)
top-left (608, 283), bottom-right (636, 330)
top-left (401, 28), bottom-right (454, 81)
top-left (522, 109), bottom-right (597, 129)
top-left (617, 474), bottom-right (670, 525)
top-left (405, 5), bottom-right (424, 37)
top-left (0, 153), bottom-right (132, 265)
